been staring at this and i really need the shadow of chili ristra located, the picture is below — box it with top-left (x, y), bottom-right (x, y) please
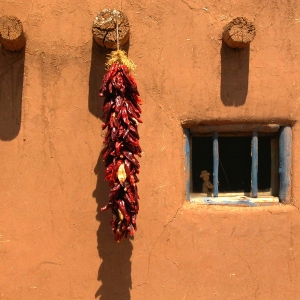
top-left (88, 39), bottom-right (129, 120)
top-left (88, 40), bottom-right (107, 120)
top-left (0, 46), bottom-right (25, 140)
top-left (89, 39), bottom-right (133, 300)
top-left (93, 153), bottom-right (133, 300)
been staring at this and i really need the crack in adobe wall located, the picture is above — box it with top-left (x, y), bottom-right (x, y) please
top-left (231, 234), bottom-right (259, 297)
top-left (181, 0), bottom-right (194, 10)
top-left (133, 203), bottom-right (184, 289)
top-left (253, 0), bottom-right (270, 21)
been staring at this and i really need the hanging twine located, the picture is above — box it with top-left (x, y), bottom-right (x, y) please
top-left (105, 9), bottom-right (136, 72)
top-left (113, 9), bottom-right (120, 51)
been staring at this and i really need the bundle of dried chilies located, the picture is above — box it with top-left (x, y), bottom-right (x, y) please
top-left (99, 50), bottom-right (142, 242)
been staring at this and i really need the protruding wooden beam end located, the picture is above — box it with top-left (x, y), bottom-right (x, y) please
top-left (222, 17), bottom-right (256, 49)
top-left (0, 15), bottom-right (26, 51)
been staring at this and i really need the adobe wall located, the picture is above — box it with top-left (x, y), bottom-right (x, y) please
top-left (0, 0), bottom-right (300, 299)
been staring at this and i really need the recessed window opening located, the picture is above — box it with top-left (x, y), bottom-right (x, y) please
top-left (186, 124), bottom-right (291, 205)
top-left (192, 135), bottom-right (276, 196)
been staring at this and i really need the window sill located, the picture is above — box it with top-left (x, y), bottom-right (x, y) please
top-left (190, 193), bottom-right (279, 206)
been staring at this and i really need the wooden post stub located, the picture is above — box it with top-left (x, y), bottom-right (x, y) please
top-left (222, 17), bottom-right (256, 49)
top-left (0, 16), bottom-right (26, 51)
top-left (92, 9), bottom-right (130, 49)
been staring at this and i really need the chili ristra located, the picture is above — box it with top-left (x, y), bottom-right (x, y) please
top-left (99, 59), bottom-right (142, 242)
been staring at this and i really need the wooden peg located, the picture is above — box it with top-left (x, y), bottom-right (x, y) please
top-left (222, 17), bottom-right (256, 49)
top-left (0, 16), bottom-right (26, 51)
top-left (92, 9), bottom-right (130, 49)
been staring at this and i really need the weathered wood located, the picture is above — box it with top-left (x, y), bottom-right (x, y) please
top-left (251, 132), bottom-right (258, 198)
top-left (222, 17), bottom-right (256, 49)
top-left (271, 137), bottom-right (279, 196)
top-left (0, 16), bottom-right (26, 51)
top-left (184, 129), bottom-right (191, 201)
top-left (92, 9), bottom-right (130, 49)
top-left (213, 131), bottom-right (219, 197)
top-left (191, 124), bottom-right (280, 134)
top-left (190, 194), bottom-right (279, 206)
top-left (279, 126), bottom-right (292, 203)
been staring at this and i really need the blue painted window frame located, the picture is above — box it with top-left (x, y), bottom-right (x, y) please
top-left (185, 125), bottom-right (292, 205)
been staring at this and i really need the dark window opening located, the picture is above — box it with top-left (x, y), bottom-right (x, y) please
top-left (218, 137), bottom-right (252, 193)
top-left (258, 137), bottom-right (272, 191)
top-left (186, 125), bottom-right (292, 204)
top-left (191, 133), bottom-right (279, 197)
top-left (192, 137), bottom-right (212, 193)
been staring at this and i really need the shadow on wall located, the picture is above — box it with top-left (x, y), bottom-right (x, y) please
top-left (89, 39), bottom-right (133, 300)
top-left (220, 42), bottom-right (250, 106)
top-left (93, 155), bottom-right (133, 300)
top-left (88, 40), bottom-right (108, 120)
top-left (88, 39), bottom-right (129, 119)
top-left (0, 46), bottom-right (25, 140)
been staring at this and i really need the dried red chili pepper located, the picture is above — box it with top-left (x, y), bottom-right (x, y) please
top-left (99, 61), bottom-right (142, 242)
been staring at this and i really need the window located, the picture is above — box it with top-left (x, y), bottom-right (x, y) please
top-left (184, 124), bottom-right (292, 206)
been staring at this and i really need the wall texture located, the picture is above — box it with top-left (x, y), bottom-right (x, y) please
top-left (0, 0), bottom-right (300, 299)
